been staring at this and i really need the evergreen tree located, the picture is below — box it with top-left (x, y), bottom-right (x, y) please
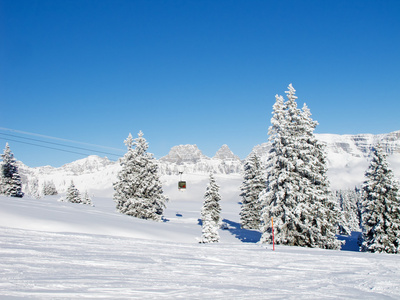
top-left (200, 173), bottom-right (222, 243)
top-left (113, 131), bottom-right (168, 221)
top-left (27, 177), bottom-right (41, 199)
top-left (82, 191), bottom-right (93, 206)
top-left (240, 153), bottom-right (265, 230)
top-left (360, 144), bottom-right (400, 253)
top-left (260, 85), bottom-right (340, 249)
top-left (0, 143), bottom-right (23, 198)
top-left (66, 181), bottom-right (81, 203)
top-left (43, 180), bottom-right (58, 196)
top-left (336, 189), bottom-right (361, 235)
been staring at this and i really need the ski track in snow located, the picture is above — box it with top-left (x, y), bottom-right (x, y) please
top-left (1, 174), bottom-right (400, 299)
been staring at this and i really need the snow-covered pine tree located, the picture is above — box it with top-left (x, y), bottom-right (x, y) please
top-left (260, 85), bottom-right (340, 249)
top-left (0, 143), bottom-right (23, 198)
top-left (360, 144), bottom-right (400, 253)
top-left (240, 153), bottom-right (265, 230)
top-left (82, 191), bottom-right (93, 206)
top-left (27, 177), bottom-right (41, 199)
top-left (113, 131), bottom-right (168, 221)
top-left (336, 189), bottom-right (361, 235)
top-left (200, 173), bottom-right (222, 243)
top-left (66, 181), bottom-right (81, 203)
top-left (42, 180), bottom-right (58, 196)
top-left (296, 103), bottom-right (341, 249)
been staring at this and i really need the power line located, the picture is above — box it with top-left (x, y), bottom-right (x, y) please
top-left (0, 127), bottom-right (125, 153)
top-left (0, 132), bottom-right (121, 158)
top-left (0, 137), bottom-right (119, 159)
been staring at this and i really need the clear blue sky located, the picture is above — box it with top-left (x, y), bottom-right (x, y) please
top-left (1, 0), bottom-right (399, 167)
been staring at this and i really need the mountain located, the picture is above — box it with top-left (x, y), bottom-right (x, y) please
top-left (251, 130), bottom-right (400, 189)
top-left (16, 131), bottom-right (400, 196)
top-left (158, 144), bottom-right (242, 175)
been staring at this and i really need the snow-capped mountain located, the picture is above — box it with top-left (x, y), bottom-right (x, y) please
top-left (159, 144), bottom-right (208, 164)
top-left (251, 130), bottom-right (400, 189)
top-left (17, 131), bottom-right (400, 195)
top-left (158, 144), bottom-right (242, 175)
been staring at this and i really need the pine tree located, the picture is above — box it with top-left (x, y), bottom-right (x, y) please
top-left (336, 189), bottom-right (361, 235)
top-left (66, 181), bottom-right (81, 203)
top-left (27, 177), bottom-right (41, 199)
top-left (240, 153), bottom-right (265, 230)
top-left (43, 180), bottom-right (58, 196)
top-left (360, 144), bottom-right (400, 253)
top-left (200, 173), bottom-right (222, 243)
top-left (260, 84), bottom-right (340, 249)
top-left (0, 143), bottom-right (23, 198)
top-left (82, 191), bottom-right (93, 206)
top-left (113, 131), bottom-right (168, 221)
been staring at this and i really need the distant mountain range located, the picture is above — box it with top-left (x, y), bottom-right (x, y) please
top-left (17, 131), bottom-right (400, 195)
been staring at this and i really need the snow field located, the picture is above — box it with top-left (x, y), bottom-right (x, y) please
top-left (1, 174), bottom-right (400, 298)
top-left (1, 227), bottom-right (400, 299)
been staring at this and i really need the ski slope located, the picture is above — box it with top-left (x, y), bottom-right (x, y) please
top-left (1, 174), bottom-right (400, 299)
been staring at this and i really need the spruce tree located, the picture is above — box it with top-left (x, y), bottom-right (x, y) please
top-left (260, 85), bottom-right (340, 249)
top-left (360, 144), bottom-right (400, 253)
top-left (240, 153), bottom-right (265, 230)
top-left (0, 143), bottom-right (23, 198)
top-left (43, 180), bottom-right (58, 196)
top-left (27, 177), bottom-right (41, 199)
top-left (66, 181), bottom-right (81, 203)
top-left (113, 131), bottom-right (167, 221)
top-left (200, 173), bottom-right (222, 243)
top-left (336, 189), bottom-right (361, 235)
top-left (82, 191), bottom-right (93, 206)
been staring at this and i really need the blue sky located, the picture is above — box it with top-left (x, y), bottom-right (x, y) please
top-left (1, 0), bottom-right (400, 167)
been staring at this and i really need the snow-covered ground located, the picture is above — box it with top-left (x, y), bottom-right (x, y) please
top-left (1, 174), bottom-right (400, 299)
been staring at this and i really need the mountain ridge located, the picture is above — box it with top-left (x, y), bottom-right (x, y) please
top-left (16, 130), bottom-right (400, 194)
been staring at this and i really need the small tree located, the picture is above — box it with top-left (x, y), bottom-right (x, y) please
top-left (82, 191), bottom-right (93, 206)
top-left (113, 131), bottom-right (168, 221)
top-left (360, 144), bottom-right (400, 253)
top-left (240, 153), bottom-right (265, 230)
top-left (336, 189), bottom-right (361, 235)
top-left (27, 177), bottom-right (41, 199)
top-left (66, 181), bottom-right (81, 204)
top-left (43, 180), bottom-right (58, 196)
top-left (200, 173), bottom-right (221, 243)
top-left (0, 143), bottom-right (23, 198)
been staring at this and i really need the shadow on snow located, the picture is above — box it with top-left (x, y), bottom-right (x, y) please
top-left (222, 219), bottom-right (262, 243)
top-left (337, 231), bottom-right (362, 252)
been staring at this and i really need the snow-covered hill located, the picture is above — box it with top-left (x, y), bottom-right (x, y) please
top-left (3, 132), bottom-right (400, 298)
top-left (17, 131), bottom-right (400, 196)
top-left (1, 173), bottom-right (400, 298)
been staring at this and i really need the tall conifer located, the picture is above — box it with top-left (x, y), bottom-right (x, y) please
top-left (360, 144), bottom-right (400, 253)
top-left (240, 153), bottom-right (265, 230)
top-left (260, 85), bottom-right (340, 249)
top-left (113, 131), bottom-right (167, 221)
top-left (200, 173), bottom-right (222, 243)
top-left (0, 143), bottom-right (23, 198)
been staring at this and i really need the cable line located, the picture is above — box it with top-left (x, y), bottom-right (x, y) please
top-left (0, 132), bottom-right (121, 158)
top-left (0, 137), bottom-right (119, 161)
top-left (0, 127), bottom-right (124, 153)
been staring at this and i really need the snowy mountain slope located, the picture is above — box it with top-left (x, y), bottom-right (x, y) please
top-left (1, 174), bottom-right (400, 299)
top-left (16, 131), bottom-right (400, 195)
top-left (252, 130), bottom-right (400, 189)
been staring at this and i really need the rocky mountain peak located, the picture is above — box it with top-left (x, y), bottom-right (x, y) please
top-left (159, 144), bottom-right (208, 164)
top-left (213, 144), bottom-right (240, 161)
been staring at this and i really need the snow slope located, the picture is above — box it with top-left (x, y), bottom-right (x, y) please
top-left (1, 174), bottom-right (400, 299)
